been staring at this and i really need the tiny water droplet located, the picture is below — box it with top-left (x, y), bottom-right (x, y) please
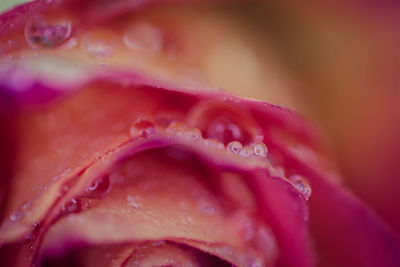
top-left (22, 201), bottom-right (32, 210)
top-left (152, 241), bottom-right (166, 247)
top-left (0, 35), bottom-right (25, 54)
top-left (62, 198), bottom-right (81, 214)
top-left (25, 13), bottom-right (72, 48)
top-left (9, 211), bottom-right (23, 222)
top-left (167, 121), bottom-right (186, 136)
top-left (204, 139), bottom-right (225, 150)
top-left (252, 143), bottom-right (268, 158)
top-left (85, 177), bottom-right (111, 198)
top-left (289, 175), bottom-right (312, 200)
top-left (187, 216), bottom-right (195, 225)
top-left (130, 119), bottom-right (155, 138)
top-left (82, 28), bottom-right (118, 57)
top-left (124, 21), bottom-right (163, 54)
top-left (227, 141), bottom-right (243, 154)
top-left (183, 128), bottom-right (202, 141)
top-left (127, 195), bottom-right (142, 209)
top-left (239, 146), bottom-right (252, 157)
top-left (196, 198), bottom-right (215, 215)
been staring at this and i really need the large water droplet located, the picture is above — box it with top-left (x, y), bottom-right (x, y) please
top-left (187, 101), bottom-right (258, 145)
top-left (208, 117), bottom-right (245, 144)
top-left (289, 175), bottom-right (312, 200)
top-left (227, 141), bottom-right (243, 154)
top-left (130, 119), bottom-right (155, 138)
top-left (24, 13), bottom-right (72, 48)
top-left (252, 143), bottom-right (268, 158)
top-left (124, 21), bottom-right (163, 54)
top-left (81, 28), bottom-right (118, 57)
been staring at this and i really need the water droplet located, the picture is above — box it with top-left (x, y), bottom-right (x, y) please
top-left (24, 13), bottom-right (72, 48)
top-left (85, 177), bottom-right (111, 198)
top-left (254, 135), bottom-right (264, 143)
top-left (208, 117), bottom-right (244, 144)
top-left (9, 211), bottom-right (23, 222)
top-left (124, 21), bottom-right (163, 54)
top-left (22, 201), bottom-right (32, 210)
top-left (289, 175), bottom-right (312, 200)
top-left (183, 128), bottom-right (202, 141)
top-left (187, 216), bottom-right (195, 225)
top-left (203, 139), bottom-right (225, 150)
top-left (62, 198), bottom-right (81, 215)
top-left (152, 240), bottom-right (166, 247)
top-left (227, 141), bottom-right (243, 154)
top-left (253, 226), bottom-right (278, 263)
top-left (0, 35), bottom-right (25, 54)
top-left (239, 146), bottom-right (252, 157)
top-left (130, 119), bottom-right (155, 138)
top-left (167, 121), bottom-right (186, 137)
top-left (252, 143), bottom-right (268, 158)
top-left (215, 245), bottom-right (233, 257)
top-left (196, 198), bottom-right (215, 215)
top-left (127, 195), bottom-right (142, 209)
top-left (81, 28), bottom-right (118, 57)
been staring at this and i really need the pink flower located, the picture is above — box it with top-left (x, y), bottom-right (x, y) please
top-left (0, 1), bottom-right (399, 266)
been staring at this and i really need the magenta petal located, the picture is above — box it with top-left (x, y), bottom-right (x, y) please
top-left (249, 171), bottom-right (314, 267)
top-left (278, 146), bottom-right (400, 267)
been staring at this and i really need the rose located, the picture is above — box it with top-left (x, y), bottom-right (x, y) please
top-left (0, 1), bottom-right (399, 267)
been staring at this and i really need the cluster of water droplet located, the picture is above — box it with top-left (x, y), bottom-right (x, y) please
top-left (1, 11), bottom-right (168, 61)
top-left (129, 116), bottom-right (271, 164)
top-left (288, 174), bottom-right (312, 201)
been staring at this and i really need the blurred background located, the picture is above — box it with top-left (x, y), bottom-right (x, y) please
top-left (1, 0), bottom-right (399, 236)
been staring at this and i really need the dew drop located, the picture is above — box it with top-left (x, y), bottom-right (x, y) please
top-left (167, 121), bottom-right (186, 136)
top-left (81, 28), bottom-right (118, 57)
top-left (127, 195), bottom-right (142, 209)
top-left (253, 226), bottom-right (278, 263)
top-left (183, 128), bottom-right (202, 141)
top-left (196, 198), bottom-right (215, 215)
top-left (227, 141), bottom-right (243, 154)
top-left (85, 177), bottom-right (111, 198)
top-left (130, 119), bottom-right (155, 138)
top-left (208, 117), bottom-right (245, 144)
top-left (252, 143), bottom-right (268, 158)
top-left (289, 175), bottom-right (312, 200)
top-left (9, 211), bottom-right (23, 222)
top-left (62, 198), bottom-right (81, 215)
top-left (233, 211), bottom-right (256, 242)
top-left (203, 139), bottom-right (225, 150)
top-left (239, 146), bottom-right (252, 157)
top-left (0, 35), bottom-right (25, 54)
top-left (152, 240), bottom-right (166, 247)
top-left (124, 21), bottom-right (163, 54)
top-left (187, 216), bottom-right (195, 225)
top-left (24, 13), bottom-right (72, 48)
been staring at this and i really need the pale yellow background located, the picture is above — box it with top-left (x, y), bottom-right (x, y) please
top-left (0, 0), bottom-right (30, 12)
